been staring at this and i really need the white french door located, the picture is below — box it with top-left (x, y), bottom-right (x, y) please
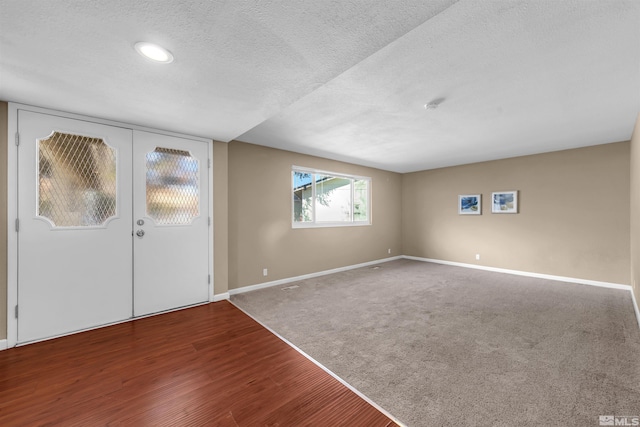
top-left (17, 111), bottom-right (133, 343)
top-left (132, 130), bottom-right (209, 316)
top-left (16, 110), bottom-right (210, 344)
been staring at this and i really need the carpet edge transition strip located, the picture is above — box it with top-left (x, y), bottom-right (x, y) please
top-left (229, 301), bottom-right (406, 427)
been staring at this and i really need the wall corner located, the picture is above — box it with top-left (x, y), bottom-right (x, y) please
top-left (630, 113), bottom-right (640, 306)
top-left (213, 140), bottom-right (229, 297)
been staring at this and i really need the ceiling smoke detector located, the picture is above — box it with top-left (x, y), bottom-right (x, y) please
top-left (424, 97), bottom-right (446, 110)
top-left (134, 42), bottom-right (174, 63)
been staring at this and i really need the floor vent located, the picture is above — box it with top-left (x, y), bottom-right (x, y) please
top-left (281, 285), bottom-right (300, 291)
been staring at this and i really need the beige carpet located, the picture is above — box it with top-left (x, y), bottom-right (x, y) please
top-left (230, 259), bottom-right (640, 427)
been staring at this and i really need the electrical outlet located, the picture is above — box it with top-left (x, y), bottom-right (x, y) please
top-left (475, 254), bottom-right (480, 260)
top-left (388, 248), bottom-right (391, 254)
top-left (263, 268), bottom-right (268, 276)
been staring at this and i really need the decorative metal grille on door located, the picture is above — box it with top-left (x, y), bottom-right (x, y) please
top-left (38, 131), bottom-right (117, 227)
top-left (145, 147), bottom-right (200, 225)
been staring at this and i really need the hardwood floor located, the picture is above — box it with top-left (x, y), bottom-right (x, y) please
top-left (0, 301), bottom-right (397, 426)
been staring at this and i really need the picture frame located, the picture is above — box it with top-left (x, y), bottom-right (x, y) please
top-left (458, 194), bottom-right (481, 215)
top-left (492, 191), bottom-right (518, 214)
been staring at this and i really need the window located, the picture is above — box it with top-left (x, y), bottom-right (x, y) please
top-left (292, 167), bottom-right (370, 227)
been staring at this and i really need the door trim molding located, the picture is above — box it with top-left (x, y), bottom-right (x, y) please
top-left (208, 140), bottom-right (215, 302)
top-left (7, 104), bottom-right (18, 348)
top-left (212, 292), bottom-right (229, 302)
top-left (6, 102), bottom-right (214, 348)
top-left (8, 103), bottom-right (212, 142)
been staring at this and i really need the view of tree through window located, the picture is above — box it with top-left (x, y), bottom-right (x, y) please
top-left (293, 171), bottom-right (313, 222)
top-left (292, 168), bottom-right (370, 227)
top-left (353, 179), bottom-right (369, 222)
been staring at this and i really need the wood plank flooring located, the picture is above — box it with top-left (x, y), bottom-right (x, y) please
top-left (0, 301), bottom-right (397, 426)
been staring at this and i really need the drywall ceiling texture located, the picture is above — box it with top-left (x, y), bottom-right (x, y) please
top-left (1, 1), bottom-right (638, 173)
top-left (240, 0), bottom-right (640, 172)
top-left (0, 0), bottom-right (456, 141)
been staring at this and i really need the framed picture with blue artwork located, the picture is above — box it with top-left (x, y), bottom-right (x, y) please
top-left (458, 194), bottom-right (481, 215)
top-left (492, 191), bottom-right (518, 213)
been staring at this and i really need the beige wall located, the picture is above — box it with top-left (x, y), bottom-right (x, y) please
top-left (630, 114), bottom-right (640, 303)
top-left (0, 102), bottom-right (7, 340)
top-left (213, 141), bottom-right (229, 296)
top-left (228, 140), bottom-right (403, 289)
top-left (0, 102), bottom-right (636, 340)
top-left (402, 142), bottom-right (631, 285)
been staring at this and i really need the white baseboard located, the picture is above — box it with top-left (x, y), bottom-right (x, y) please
top-left (212, 292), bottom-right (230, 302)
top-left (228, 256), bottom-right (402, 296)
top-left (0, 339), bottom-right (7, 351)
top-left (224, 254), bottom-right (640, 330)
top-left (404, 255), bottom-right (640, 330)
top-left (403, 256), bottom-right (631, 290)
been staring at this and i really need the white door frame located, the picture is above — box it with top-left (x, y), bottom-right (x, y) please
top-left (6, 103), bottom-right (215, 348)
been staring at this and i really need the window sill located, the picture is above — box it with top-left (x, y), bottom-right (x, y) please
top-left (292, 222), bottom-right (371, 229)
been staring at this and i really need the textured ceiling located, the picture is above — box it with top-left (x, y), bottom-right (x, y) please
top-left (1, 0), bottom-right (638, 172)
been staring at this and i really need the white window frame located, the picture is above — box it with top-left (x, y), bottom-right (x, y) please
top-left (292, 165), bottom-right (371, 228)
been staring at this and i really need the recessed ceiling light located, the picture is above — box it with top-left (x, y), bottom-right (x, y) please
top-left (134, 42), bottom-right (174, 63)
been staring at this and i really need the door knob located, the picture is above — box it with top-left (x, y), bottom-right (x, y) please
top-left (136, 229), bottom-right (145, 237)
